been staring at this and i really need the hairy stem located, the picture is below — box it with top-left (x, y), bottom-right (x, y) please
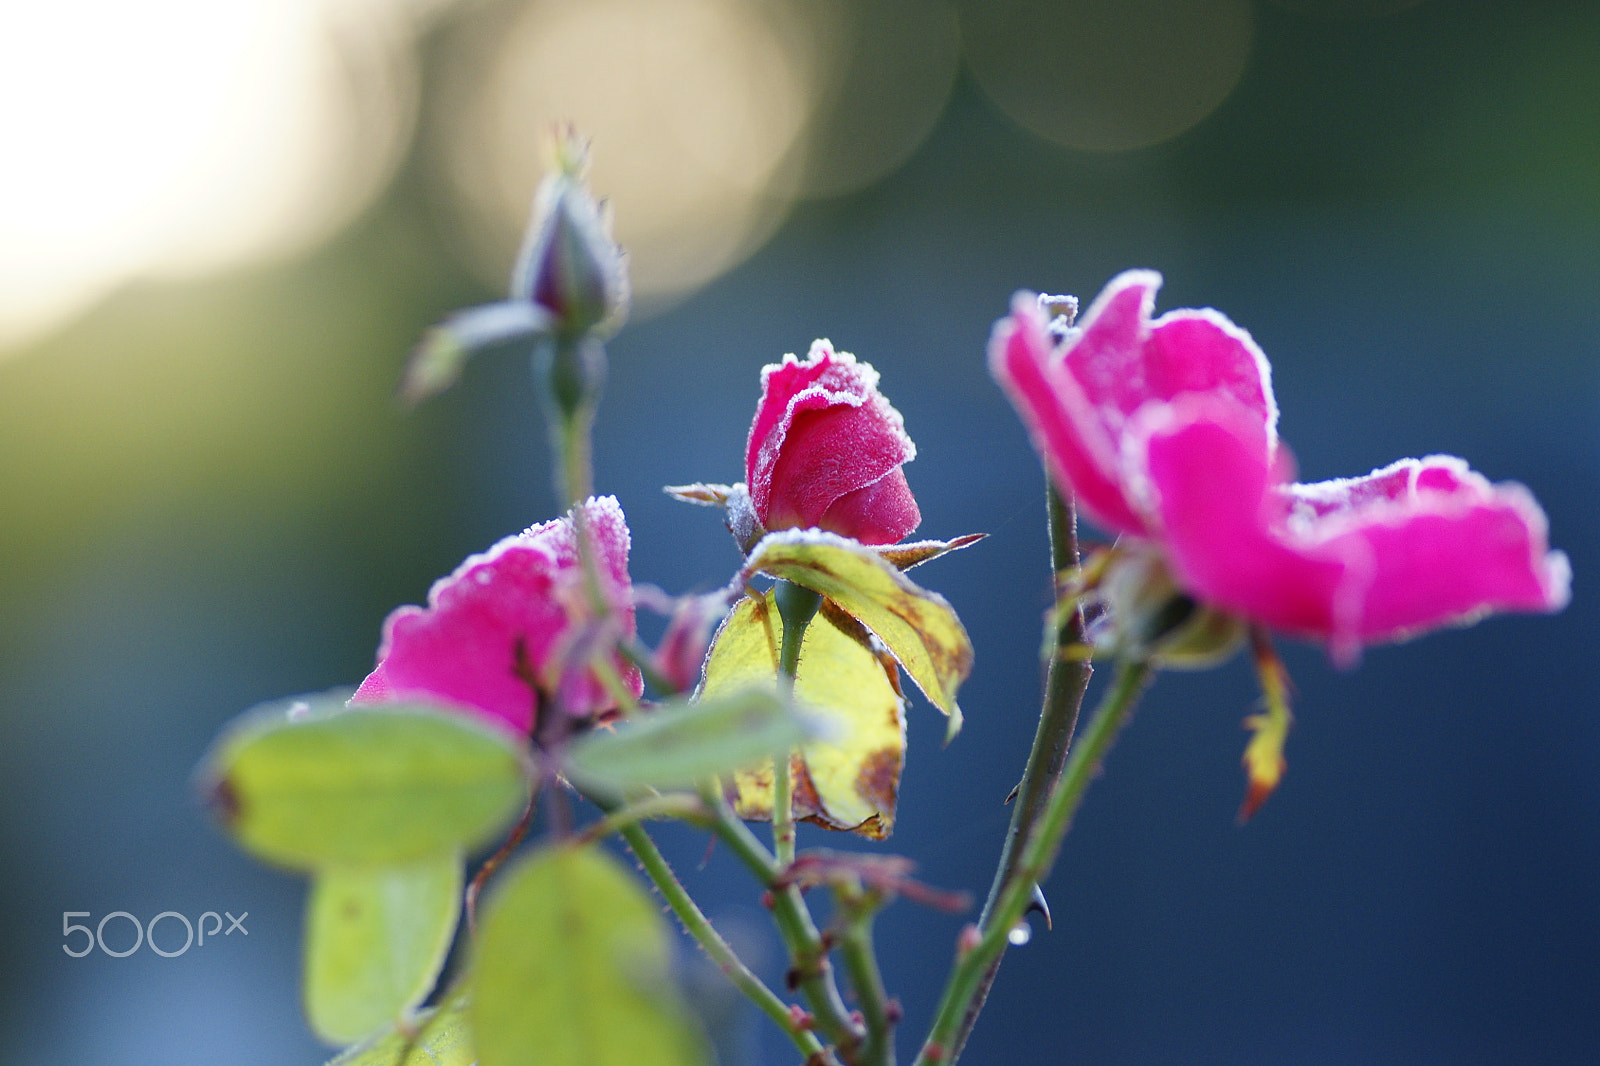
top-left (837, 885), bottom-right (896, 1066)
top-left (703, 785), bottom-right (864, 1058)
top-left (575, 792), bottom-right (710, 845)
top-left (617, 820), bottom-right (833, 1063)
top-left (945, 485), bottom-right (1094, 1057)
top-left (914, 658), bottom-right (1152, 1066)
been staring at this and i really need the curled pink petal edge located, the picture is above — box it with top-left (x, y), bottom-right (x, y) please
top-left (989, 270), bottom-right (1279, 537)
top-left (1132, 396), bottom-right (1569, 663)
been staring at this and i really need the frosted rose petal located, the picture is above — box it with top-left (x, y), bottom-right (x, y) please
top-left (989, 293), bottom-right (1147, 534)
top-left (1138, 400), bottom-right (1569, 659)
top-left (746, 341), bottom-right (919, 545)
top-left (352, 496), bottom-right (641, 733)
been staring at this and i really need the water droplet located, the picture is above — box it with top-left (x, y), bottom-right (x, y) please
top-left (1007, 920), bottom-right (1032, 946)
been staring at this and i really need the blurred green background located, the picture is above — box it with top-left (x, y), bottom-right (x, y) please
top-left (3, 0), bottom-right (1596, 1062)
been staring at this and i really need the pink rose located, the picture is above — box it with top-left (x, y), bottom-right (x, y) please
top-left (991, 270), bottom-right (1569, 663)
top-left (352, 496), bottom-right (642, 733)
top-left (746, 341), bottom-right (920, 545)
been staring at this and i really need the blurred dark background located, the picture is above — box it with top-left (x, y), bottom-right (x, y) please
top-left (2, 0), bottom-right (1596, 1062)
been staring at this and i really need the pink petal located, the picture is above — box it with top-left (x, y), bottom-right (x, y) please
top-left (1292, 458), bottom-right (1570, 651)
top-left (1067, 271), bottom-right (1277, 434)
top-left (815, 466), bottom-right (921, 546)
top-left (988, 292), bottom-right (1149, 534)
top-left (352, 496), bottom-right (641, 733)
top-left (351, 663), bottom-right (395, 704)
top-left (1135, 397), bottom-right (1351, 640)
top-left (747, 341), bottom-right (919, 544)
top-left (988, 271), bottom-right (1278, 537)
top-left (1136, 399), bottom-right (1570, 661)
top-left (1144, 310), bottom-right (1277, 438)
top-left (746, 344), bottom-right (840, 488)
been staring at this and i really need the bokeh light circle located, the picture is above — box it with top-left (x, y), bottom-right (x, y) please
top-left (441, 0), bottom-right (815, 311)
top-left (960, 0), bottom-right (1254, 153)
top-left (786, 0), bottom-right (962, 198)
top-left (0, 0), bottom-right (421, 352)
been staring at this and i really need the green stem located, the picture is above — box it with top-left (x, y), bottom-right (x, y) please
top-left (558, 406), bottom-right (616, 631)
top-left (945, 485), bottom-right (1094, 1059)
top-left (617, 820), bottom-right (833, 1064)
top-left (558, 403), bottom-right (596, 508)
top-left (985, 485), bottom-right (1094, 918)
top-left (772, 579), bottom-right (823, 867)
top-left (702, 786), bottom-right (864, 1058)
top-left (575, 792), bottom-right (710, 845)
top-left (914, 658), bottom-right (1152, 1066)
top-left (591, 653), bottom-right (640, 713)
top-left (837, 886), bottom-right (895, 1066)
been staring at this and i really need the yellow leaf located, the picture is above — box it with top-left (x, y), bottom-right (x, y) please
top-left (744, 530), bottom-right (972, 740)
top-left (700, 592), bottom-right (905, 839)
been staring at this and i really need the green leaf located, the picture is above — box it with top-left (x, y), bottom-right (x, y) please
top-left (745, 530), bottom-right (974, 738)
top-left (565, 687), bottom-right (813, 797)
top-left (201, 692), bottom-right (528, 868)
top-left (305, 854), bottom-right (464, 1045)
top-left (399, 301), bottom-right (549, 406)
top-left (472, 845), bottom-right (707, 1066)
top-left (702, 593), bottom-right (905, 839)
top-left (324, 988), bottom-right (474, 1066)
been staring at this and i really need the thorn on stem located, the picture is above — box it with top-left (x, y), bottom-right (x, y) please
top-left (1026, 882), bottom-right (1053, 931)
top-left (956, 923), bottom-right (981, 959)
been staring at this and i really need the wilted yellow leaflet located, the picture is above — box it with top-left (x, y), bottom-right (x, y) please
top-left (1240, 629), bottom-right (1294, 823)
top-left (701, 592), bottom-right (905, 839)
top-left (745, 531), bottom-right (973, 740)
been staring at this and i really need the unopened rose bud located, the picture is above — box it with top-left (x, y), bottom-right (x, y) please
top-left (746, 340), bottom-right (920, 545)
top-left (510, 126), bottom-right (629, 338)
top-left (649, 591), bottom-right (728, 693)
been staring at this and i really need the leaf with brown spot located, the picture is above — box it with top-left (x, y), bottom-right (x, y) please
top-left (699, 591), bottom-right (905, 838)
top-left (874, 533), bottom-right (986, 571)
top-left (199, 693), bottom-right (528, 870)
top-left (743, 530), bottom-right (973, 740)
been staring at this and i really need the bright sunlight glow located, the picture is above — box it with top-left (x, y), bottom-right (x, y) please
top-left (0, 0), bottom-right (421, 353)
